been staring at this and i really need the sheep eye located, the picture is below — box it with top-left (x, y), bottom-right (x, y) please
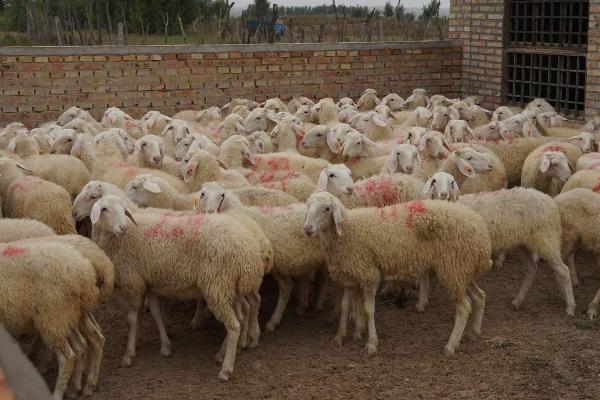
top-left (468, 157), bottom-right (473, 161)
top-left (184, 143), bottom-right (189, 147)
top-left (356, 142), bottom-right (361, 145)
top-left (90, 195), bottom-right (98, 200)
top-left (432, 179), bottom-right (436, 184)
top-left (316, 133), bottom-right (322, 137)
top-left (200, 192), bottom-right (204, 198)
top-left (101, 207), bottom-right (107, 212)
top-left (221, 193), bottom-right (225, 198)
top-left (67, 138), bottom-right (72, 142)
top-left (325, 207), bottom-right (331, 212)
top-left (328, 173), bottom-right (335, 178)
top-left (142, 143), bottom-right (147, 147)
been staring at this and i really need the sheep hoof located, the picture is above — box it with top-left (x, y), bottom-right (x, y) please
top-left (333, 335), bottom-right (344, 347)
top-left (366, 340), bottom-right (378, 355)
top-left (160, 345), bottom-right (172, 357)
top-left (218, 370), bottom-right (231, 382)
top-left (215, 351), bottom-right (225, 364)
top-left (443, 346), bottom-right (456, 356)
top-left (586, 308), bottom-right (598, 320)
top-left (565, 306), bottom-right (575, 317)
top-left (120, 356), bottom-right (133, 368)
top-left (415, 303), bottom-right (427, 313)
top-left (81, 384), bottom-right (95, 397)
top-left (466, 330), bottom-right (480, 341)
top-left (265, 321), bottom-right (277, 332)
top-left (511, 300), bottom-right (522, 310)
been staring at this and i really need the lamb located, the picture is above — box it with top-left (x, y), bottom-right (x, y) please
top-left (560, 169), bottom-right (600, 194)
top-left (491, 106), bottom-right (515, 122)
top-left (160, 119), bottom-right (191, 157)
top-left (303, 191), bottom-right (491, 355)
top-left (0, 218), bottom-right (55, 242)
top-left (0, 241), bottom-right (100, 399)
top-left (247, 130), bottom-right (274, 154)
top-left (429, 106), bottom-right (452, 132)
top-left (133, 134), bottom-right (180, 177)
top-left (413, 130), bottom-right (450, 179)
top-left (195, 183), bottom-right (327, 330)
top-left (576, 152), bottom-right (600, 171)
top-left (183, 149), bottom-right (249, 191)
top-left (318, 164), bottom-right (425, 208)
top-left (300, 125), bottom-right (339, 162)
top-left (521, 142), bottom-right (582, 195)
top-left (350, 111), bottom-right (393, 141)
top-left (338, 104), bottom-right (359, 123)
top-left (242, 107), bottom-right (279, 134)
top-left (404, 88), bottom-right (429, 110)
top-left (310, 98), bottom-right (340, 126)
top-left (356, 89), bottom-right (380, 112)
top-left (380, 144), bottom-right (420, 175)
top-left (174, 133), bottom-right (219, 161)
top-left (425, 172), bottom-right (576, 315)
top-left (380, 93), bottom-right (406, 111)
top-left (554, 189), bottom-right (600, 319)
top-left (444, 119), bottom-right (475, 143)
top-left (0, 157), bottom-right (76, 234)
top-left (338, 130), bottom-right (388, 179)
top-left (269, 115), bottom-right (305, 152)
top-left (473, 121), bottom-right (510, 141)
top-left (214, 112), bottom-right (246, 142)
top-left (141, 111), bottom-right (172, 136)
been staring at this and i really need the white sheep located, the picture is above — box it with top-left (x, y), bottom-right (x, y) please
top-left (425, 172), bottom-right (576, 315)
top-left (491, 106), bottom-right (514, 122)
top-left (380, 144), bottom-right (420, 175)
top-left (473, 121), bottom-right (511, 141)
top-left (242, 107), bottom-right (279, 134)
top-left (247, 130), bottom-right (274, 154)
top-left (338, 104), bottom-right (359, 124)
top-left (174, 133), bottom-right (219, 161)
top-left (404, 88), bottom-right (429, 110)
top-left (0, 218), bottom-right (55, 242)
top-left (140, 111), bottom-right (172, 136)
top-left (310, 98), bottom-right (340, 126)
top-left (213, 112), bottom-right (246, 142)
top-left (338, 130), bottom-right (388, 179)
top-left (560, 169), bottom-right (600, 194)
top-left (444, 120), bottom-right (475, 143)
top-left (183, 149), bottom-right (249, 191)
top-left (521, 142), bottom-right (582, 195)
top-left (133, 134), bottom-right (180, 177)
top-left (576, 152), bottom-right (600, 171)
top-left (413, 130), bottom-right (450, 179)
top-left (300, 125), bottom-right (339, 162)
top-left (303, 191), bottom-right (491, 355)
top-left (349, 111), bottom-right (392, 141)
top-left (160, 119), bottom-right (191, 157)
top-left (269, 115), bottom-right (305, 152)
top-left (356, 89), bottom-right (380, 112)
top-left (89, 195), bottom-right (264, 381)
top-left (380, 93), bottom-right (406, 111)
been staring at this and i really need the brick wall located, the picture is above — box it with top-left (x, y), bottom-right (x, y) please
top-left (449, 0), bottom-right (504, 111)
top-left (0, 41), bottom-right (462, 127)
top-left (586, 0), bottom-right (600, 119)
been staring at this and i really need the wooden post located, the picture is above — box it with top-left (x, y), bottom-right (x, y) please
top-left (54, 16), bottom-right (63, 46)
top-left (117, 22), bottom-right (124, 45)
top-left (379, 19), bottom-right (383, 41)
top-left (362, 23), bottom-right (367, 41)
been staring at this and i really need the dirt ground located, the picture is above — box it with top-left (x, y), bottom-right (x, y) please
top-left (46, 252), bottom-right (600, 400)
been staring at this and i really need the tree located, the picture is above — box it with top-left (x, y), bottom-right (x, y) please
top-left (253, 0), bottom-right (270, 18)
top-left (383, 2), bottom-right (393, 18)
top-left (420, 0), bottom-right (440, 21)
top-left (394, 0), bottom-right (404, 21)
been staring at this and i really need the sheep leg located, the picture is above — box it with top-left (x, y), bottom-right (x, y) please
top-left (444, 295), bottom-right (472, 356)
top-left (466, 283), bottom-right (486, 339)
top-left (512, 251), bottom-right (539, 310)
top-left (586, 288), bottom-right (600, 320)
top-left (66, 329), bottom-right (87, 398)
top-left (235, 298), bottom-right (249, 350)
top-left (265, 273), bottom-right (293, 332)
top-left (315, 267), bottom-right (330, 311)
top-left (121, 303), bottom-right (142, 368)
top-left (353, 287), bottom-right (366, 341)
top-left (80, 313), bottom-right (105, 396)
top-left (493, 252), bottom-right (505, 270)
top-left (333, 286), bottom-right (351, 347)
top-left (566, 253), bottom-right (579, 287)
top-left (189, 298), bottom-right (209, 331)
top-left (361, 286), bottom-right (379, 355)
top-left (53, 340), bottom-right (76, 400)
top-left (147, 295), bottom-right (172, 357)
top-left (246, 291), bottom-right (262, 348)
top-left (329, 284), bottom-right (345, 324)
top-left (545, 255), bottom-right (576, 316)
top-left (295, 274), bottom-right (311, 316)
top-left (415, 273), bottom-right (430, 312)
top-left (210, 302), bottom-right (241, 382)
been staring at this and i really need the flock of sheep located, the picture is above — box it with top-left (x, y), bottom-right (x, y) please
top-left (1, 87), bottom-right (600, 399)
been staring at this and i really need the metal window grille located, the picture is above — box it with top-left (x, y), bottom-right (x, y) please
top-left (504, 1), bottom-right (588, 117)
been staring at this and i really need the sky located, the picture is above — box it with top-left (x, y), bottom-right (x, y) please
top-left (233, 0), bottom-right (450, 10)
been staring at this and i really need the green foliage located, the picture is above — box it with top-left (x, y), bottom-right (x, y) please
top-left (420, 0), bottom-right (440, 21)
top-left (383, 2), bottom-right (394, 18)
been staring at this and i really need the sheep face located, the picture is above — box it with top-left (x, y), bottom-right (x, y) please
top-left (329, 123), bottom-right (354, 153)
top-left (351, 111), bottom-right (388, 136)
top-left (136, 135), bottom-right (164, 167)
top-left (178, 149), bottom-right (197, 179)
top-left (427, 95), bottom-right (453, 110)
top-left (124, 174), bottom-right (162, 207)
top-left (195, 182), bottom-right (230, 213)
top-left (91, 131), bottom-right (129, 160)
top-left (454, 147), bottom-right (493, 174)
top-left (404, 127), bottom-right (426, 146)
top-left (423, 172), bottom-right (459, 201)
top-left (491, 106), bottom-right (514, 122)
top-left (526, 98), bottom-right (555, 114)
top-left (197, 107), bottom-right (223, 124)
top-left (380, 93), bottom-right (406, 111)
top-left (317, 164), bottom-right (354, 196)
top-left (247, 131), bottom-right (273, 154)
top-left (540, 151), bottom-right (573, 182)
top-left (30, 130), bottom-right (54, 154)
top-left (304, 191), bottom-right (345, 236)
top-left (223, 135), bottom-right (256, 166)
top-left (141, 111), bottom-right (171, 135)
top-left (444, 120), bottom-right (474, 143)
top-left (411, 107), bottom-right (432, 128)
top-left (57, 106), bottom-right (84, 126)
top-left (340, 131), bottom-right (381, 159)
top-left (174, 136), bottom-right (196, 161)
top-left (243, 108), bottom-right (278, 133)
top-left (90, 195), bottom-right (137, 238)
top-left (73, 181), bottom-right (107, 221)
top-left (384, 144), bottom-right (420, 174)
top-left (336, 97), bottom-right (356, 107)
top-left (567, 132), bottom-right (597, 153)
top-left (430, 106), bottom-right (450, 131)
top-left (476, 121), bottom-right (510, 141)
top-left (417, 131), bottom-right (449, 159)
top-left (301, 125), bottom-right (330, 149)
top-left (294, 105), bottom-right (312, 122)
top-left (270, 116), bottom-right (304, 146)
top-left (338, 105), bottom-right (358, 123)
top-left (50, 130), bottom-right (78, 154)
top-left (264, 98), bottom-right (288, 114)
top-left (163, 120), bottom-right (191, 145)
top-left (8, 132), bottom-right (40, 156)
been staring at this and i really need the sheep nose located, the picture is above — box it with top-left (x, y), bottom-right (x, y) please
top-left (440, 191), bottom-right (449, 199)
top-left (301, 141), bottom-right (306, 147)
top-left (405, 166), bottom-right (413, 172)
top-left (303, 225), bottom-right (314, 236)
top-left (153, 156), bottom-right (161, 163)
top-left (346, 187), bottom-right (354, 195)
top-left (119, 224), bottom-right (128, 233)
top-left (175, 156), bottom-right (182, 161)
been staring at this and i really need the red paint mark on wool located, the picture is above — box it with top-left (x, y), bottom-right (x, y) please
top-left (404, 201), bottom-right (426, 227)
top-left (9, 176), bottom-right (43, 193)
top-left (543, 146), bottom-right (566, 154)
top-left (266, 157), bottom-right (291, 171)
top-left (143, 212), bottom-right (207, 241)
top-left (593, 179), bottom-right (600, 193)
top-left (1, 246), bottom-right (26, 257)
top-left (111, 161), bottom-right (138, 178)
top-left (357, 176), bottom-right (398, 207)
top-left (587, 161), bottom-right (600, 171)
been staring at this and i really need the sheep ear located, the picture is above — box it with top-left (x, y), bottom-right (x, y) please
top-left (7, 138), bottom-right (16, 152)
top-left (568, 161), bottom-right (575, 174)
top-left (465, 126), bottom-right (476, 140)
top-left (217, 158), bottom-right (228, 170)
top-left (270, 125), bottom-right (280, 138)
top-left (449, 181), bottom-right (460, 201)
top-left (70, 135), bottom-right (84, 159)
top-left (256, 139), bottom-right (265, 153)
top-left (108, 113), bottom-right (117, 124)
top-left (372, 114), bottom-right (387, 127)
top-left (125, 208), bottom-right (138, 226)
top-left (143, 180), bottom-right (161, 193)
top-left (364, 137), bottom-right (382, 153)
top-left (417, 135), bottom-right (427, 152)
top-left (356, 97), bottom-right (364, 108)
top-left (235, 122), bottom-right (246, 134)
top-left (266, 111), bottom-right (279, 123)
top-left (405, 94), bottom-right (416, 105)
top-left (15, 161), bottom-right (32, 173)
top-left (540, 156), bottom-right (551, 173)
top-left (385, 151), bottom-right (398, 174)
top-left (326, 130), bottom-right (339, 153)
top-left (332, 200), bottom-right (344, 236)
top-left (184, 161), bottom-right (198, 183)
top-left (566, 135), bottom-right (581, 145)
top-left (90, 202), bottom-right (102, 224)
top-left (317, 168), bottom-right (329, 191)
top-left (423, 177), bottom-right (434, 198)
top-left (457, 158), bottom-right (476, 177)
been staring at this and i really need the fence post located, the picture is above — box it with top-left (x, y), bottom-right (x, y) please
top-left (379, 20), bottom-right (383, 41)
top-left (117, 23), bottom-right (124, 45)
top-left (362, 23), bottom-right (367, 41)
top-left (54, 17), bottom-right (62, 46)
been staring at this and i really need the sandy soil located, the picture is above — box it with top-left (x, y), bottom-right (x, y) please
top-left (44, 252), bottom-right (600, 399)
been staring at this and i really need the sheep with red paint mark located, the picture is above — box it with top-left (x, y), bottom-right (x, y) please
top-left (425, 172), bottom-right (576, 316)
top-left (521, 141), bottom-right (582, 196)
top-left (337, 130), bottom-right (388, 179)
top-left (0, 157), bottom-right (76, 234)
top-left (560, 169), bottom-right (600, 194)
top-left (303, 191), bottom-right (491, 356)
top-left (184, 149), bottom-right (249, 191)
top-left (195, 183), bottom-right (328, 330)
top-left (89, 194), bottom-right (265, 382)
top-left (249, 150), bottom-right (330, 184)
top-left (0, 241), bottom-right (100, 399)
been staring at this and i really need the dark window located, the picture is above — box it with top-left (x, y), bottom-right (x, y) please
top-left (504, 1), bottom-right (588, 117)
